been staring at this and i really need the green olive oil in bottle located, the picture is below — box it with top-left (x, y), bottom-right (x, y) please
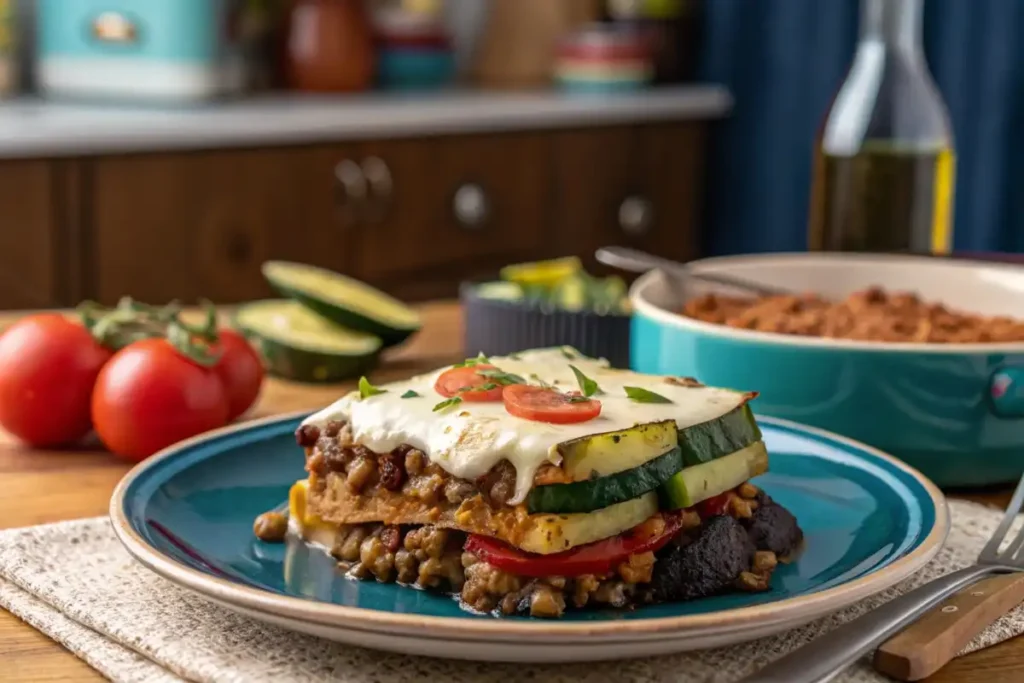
top-left (809, 0), bottom-right (955, 254)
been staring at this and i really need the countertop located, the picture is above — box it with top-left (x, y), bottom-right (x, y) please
top-left (2, 300), bottom-right (1018, 682)
top-left (0, 86), bottom-right (730, 158)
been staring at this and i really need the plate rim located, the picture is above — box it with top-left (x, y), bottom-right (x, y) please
top-left (109, 410), bottom-right (949, 639)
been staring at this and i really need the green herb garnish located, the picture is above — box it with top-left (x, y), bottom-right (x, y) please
top-left (476, 369), bottom-right (526, 386)
top-left (359, 377), bottom-right (387, 399)
top-left (529, 373), bottom-right (555, 389)
top-left (567, 395), bottom-right (593, 404)
top-left (455, 352), bottom-right (491, 368)
top-left (624, 386), bottom-right (673, 404)
top-left (400, 389), bottom-right (420, 399)
top-left (569, 365), bottom-right (602, 397)
top-left (561, 347), bottom-right (576, 359)
top-left (433, 396), bottom-right (463, 412)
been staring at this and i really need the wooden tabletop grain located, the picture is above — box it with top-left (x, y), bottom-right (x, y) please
top-left (0, 301), bottom-right (1021, 682)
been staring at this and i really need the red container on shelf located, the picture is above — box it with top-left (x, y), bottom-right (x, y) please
top-left (284, 0), bottom-right (375, 92)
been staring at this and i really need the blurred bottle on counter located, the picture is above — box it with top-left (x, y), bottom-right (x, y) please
top-left (808, 0), bottom-right (955, 255)
top-left (603, 0), bottom-right (700, 83)
top-left (284, 0), bottom-right (375, 92)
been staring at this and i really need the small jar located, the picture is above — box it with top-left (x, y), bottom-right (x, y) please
top-left (285, 0), bottom-right (375, 92)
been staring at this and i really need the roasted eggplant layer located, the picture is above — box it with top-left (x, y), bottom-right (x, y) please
top-left (271, 483), bottom-right (802, 618)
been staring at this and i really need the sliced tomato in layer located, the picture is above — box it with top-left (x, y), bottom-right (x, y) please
top-left (697, 490), bottom-right (735, 518)
top-left (464, 512), bottom-right (682, 578)
top-left (434, 364), bottom-right (503, 402)
top-left (502, 384), bottom-right (601, 424)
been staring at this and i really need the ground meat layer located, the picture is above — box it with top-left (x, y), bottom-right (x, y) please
top-left (296, 483), bottom-right (802, 618)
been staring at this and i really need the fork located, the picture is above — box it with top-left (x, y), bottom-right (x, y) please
top-left (739, 473), bottom-right (1024, 683)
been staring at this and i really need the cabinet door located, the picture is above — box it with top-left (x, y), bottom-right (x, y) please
top-left (90, 146), bottom-right (350, 305)
top-left (553, 123), bottom-right (705, 271)
top-left (0, 161), bottom-right (65, 309)
top-left (347, 133), bottom-right (551, 300)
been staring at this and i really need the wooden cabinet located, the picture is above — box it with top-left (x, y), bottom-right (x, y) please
top-left (553, 123), bottom-right (704, 273)
top-left (0, 161), bottom-right (68, 309)
top-left (89, 146), bottom-right (351, 304)
top-left (343, 133), bottom-right (552, 300)
top-left (0, 123), bottom-right (712, 309)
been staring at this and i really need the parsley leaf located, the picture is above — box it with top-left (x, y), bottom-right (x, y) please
top-left (454, 352), bottom-right (491, 368)
top-left (569, 365), bottom-right (602, 397)
top-left (358, 376), bottom-right (387, 399)
top-left (433, 396), bottom-right (463, 412)
top-left (476, 368), bottom-right (526, 386)
top-left (624, 386), bottom-right (673, 404)
top-left (400, 389), bottom-right (420, 399)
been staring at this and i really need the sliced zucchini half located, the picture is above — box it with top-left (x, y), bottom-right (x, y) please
top-left (262, 261), bottom-right (421, 347)
top-left (519, 492), bottom-right (658, 555)
top-left (659, 440), bottom-right (769, 510)
top-left (234, 299), bottom-right (382, 383)
top-left (558, 420), bottom-right (679, 481)
top-left (527, 446), bottom-right (682, 514)
top-left (679, 403), bottom-right (762, 467)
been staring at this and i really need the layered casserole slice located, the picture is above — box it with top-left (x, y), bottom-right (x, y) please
top-left (260, 347), bottom-right (802, 618)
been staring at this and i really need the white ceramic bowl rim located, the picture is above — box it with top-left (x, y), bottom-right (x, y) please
top-left (629, 252), bottom-right (1024, 355)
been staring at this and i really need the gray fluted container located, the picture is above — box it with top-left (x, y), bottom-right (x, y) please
top-left (461, 283), bottom-right (631, 368)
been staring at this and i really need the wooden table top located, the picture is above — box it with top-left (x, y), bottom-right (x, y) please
top-left (0, 301), bottom-right (1020, 682)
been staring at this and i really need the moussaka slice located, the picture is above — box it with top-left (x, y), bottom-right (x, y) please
top-left (254, 347), bottom-right (803, 618)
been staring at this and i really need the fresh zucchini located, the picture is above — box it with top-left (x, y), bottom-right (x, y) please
top-left (262, 261), bottom-right (421, 347)
top-left (680, 404), bottom-right (762, 467)
top-left (558, 420), bottom-right (679, 481)
top-left (234, 300), bottom-right (381, 383)
top-left (659, 441), bottom-right (769, 510)
top-left (500, 256), bottom-right (582, 289)
top-left (519, 492), bottom-right (658, 554)
top-left (527, 446), bottom-right (682, 514)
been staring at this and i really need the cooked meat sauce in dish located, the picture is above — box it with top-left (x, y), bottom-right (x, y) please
top-left (254, 348), bottom-right (803, 618)
top-left (682, 287), bottom-right (1024, 344)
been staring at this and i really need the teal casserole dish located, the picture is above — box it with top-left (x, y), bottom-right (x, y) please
top-left (629, 252), bottom-right (1024, 488)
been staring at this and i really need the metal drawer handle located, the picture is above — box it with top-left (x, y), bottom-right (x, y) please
top-left (361, 156), bottom-right (393, 224)
top-left (334, 159), bottom-right (367, 227)
top-left (619, 196), bottom-right (654, 236)
top-left (453, 183), bottom-right (490, 230)
top-left (91, 12), bottom-right (138, 43)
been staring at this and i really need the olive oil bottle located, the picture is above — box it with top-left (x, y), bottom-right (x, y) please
top-left (809, 0), bottom-right (955, 254)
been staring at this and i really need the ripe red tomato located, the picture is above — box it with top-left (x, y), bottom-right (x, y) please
top-left (92, 338), bottom-right (229, 461)
top-left (212, 329), bottom-right (264, 421)
top-left (434, 364), bottom-right (504, 402)
top-left (502, 384), bottom-right (601, 424)
top-left (0, 314), bottom-right (112, 446)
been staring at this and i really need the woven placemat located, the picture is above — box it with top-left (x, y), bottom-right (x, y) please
top-left (0, 500), bottom-right (1021, 683)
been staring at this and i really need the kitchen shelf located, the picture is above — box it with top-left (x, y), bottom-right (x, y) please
top-left (0, 86), bottom-right (730, 158)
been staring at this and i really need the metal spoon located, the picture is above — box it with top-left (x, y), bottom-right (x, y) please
top-left (595, 246), bottom-right (793, 297)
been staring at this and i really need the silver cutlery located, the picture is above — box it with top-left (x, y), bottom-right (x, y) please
top-left (738, 473), bottom-right (1024, 683)
top-left (594, 246), bottom-right (792, 297)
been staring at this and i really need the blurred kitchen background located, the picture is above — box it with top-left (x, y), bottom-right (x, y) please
top-left (0, 0), bottom-right (1019, 311)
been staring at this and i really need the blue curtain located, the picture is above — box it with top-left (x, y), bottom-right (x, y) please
top-left (698, 0), bottom-right (1024, 255)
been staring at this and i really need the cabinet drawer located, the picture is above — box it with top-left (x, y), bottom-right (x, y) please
top-left (553, 124), bottom-right (704, 272)
top-left (347, 133), bottom-right (551, 288)
top-left (0, 161), bottom-right (65, 309)
top-left (90, 146), bottom-right (352, 304)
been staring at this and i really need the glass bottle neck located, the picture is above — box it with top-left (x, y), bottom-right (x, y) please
top-left (860, 0), bottom-right (922, 50)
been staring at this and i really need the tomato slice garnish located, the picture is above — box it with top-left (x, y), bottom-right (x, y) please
top-left (434, 364), bottom-right (504, 402)
top-left (464, 512), bottom-right (682, 578)
top-left (502, 384), bottom-right (601, 424)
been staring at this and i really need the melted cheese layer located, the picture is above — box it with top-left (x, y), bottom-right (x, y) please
top-left (302, 347), bottom-right (751, 505)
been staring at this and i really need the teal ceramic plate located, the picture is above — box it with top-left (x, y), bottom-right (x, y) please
top-left (110, 412), bottom-right (948, 663)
